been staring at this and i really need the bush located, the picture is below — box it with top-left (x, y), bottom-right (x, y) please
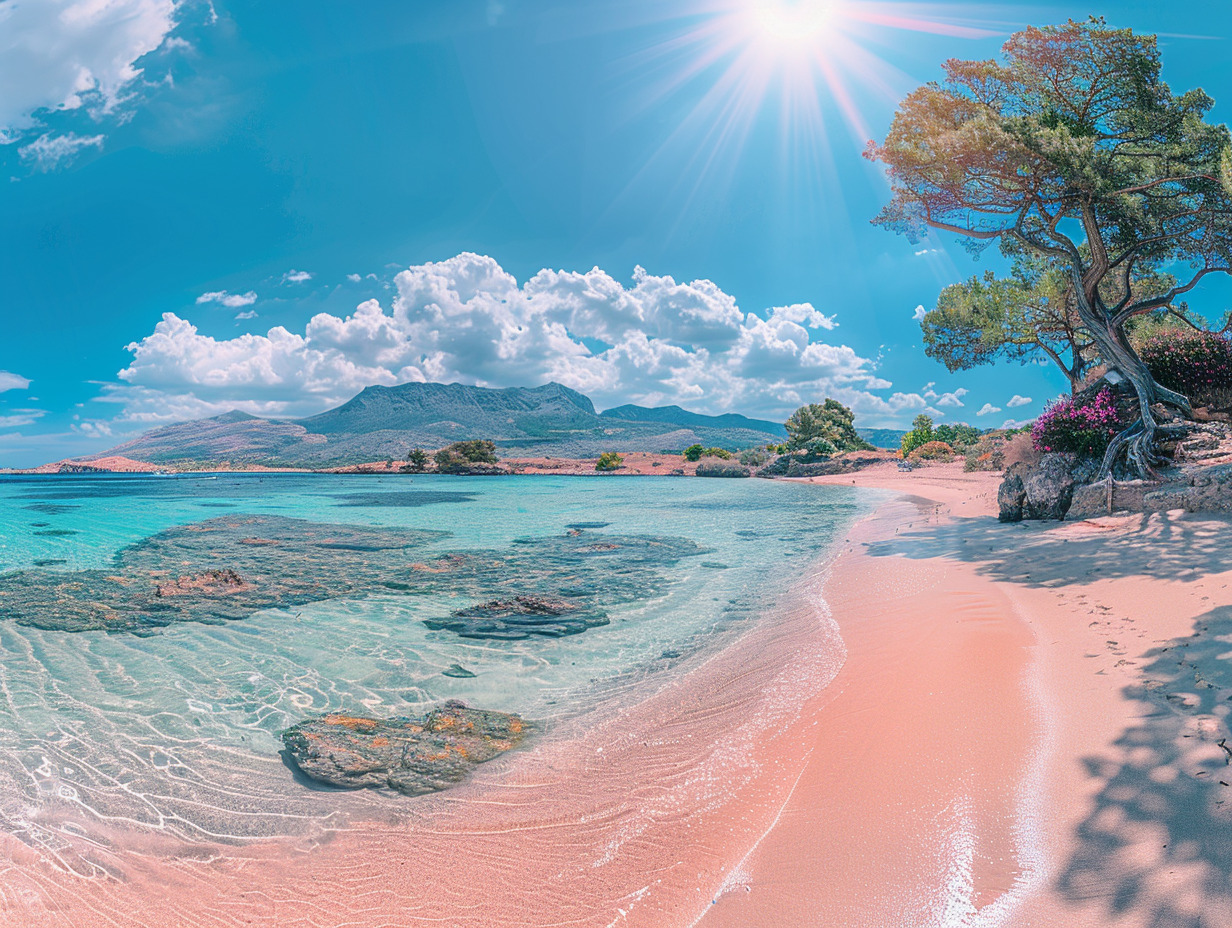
top-left (595, 451), bottom-right (623, 471)
top-left (963, 435), bottom-right (1006, 472)
top-left (695, 460), bottom-right (751, 478)
top-left (738, 449), bottom-right (769, 466)
top-left (933, 423), bottom-right (982, 451)
top-left (406, 448), bottom-right (429, 472)
top-left (682, 444), bottom-right (705, 462)
top-left (907, 440), bottom-right (956, 464)
top-left (1031, 388), bottom-right (1123, 458)
top-left (785, 399), bottom-right (874, 453)
top-left (1140, 329), bottom-right (1232, 408)
top-left (702, 447), bottom-right (732, 459)
top-left (435, 439), bottom-right (499, 473)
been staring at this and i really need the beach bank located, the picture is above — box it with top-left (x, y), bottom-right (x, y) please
top-left (702, 463), bottom-right (1232, 928)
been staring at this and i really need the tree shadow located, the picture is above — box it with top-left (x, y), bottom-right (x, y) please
top-left (1057, 606), bottom-right (1232, 927)
top-left (864, 509), bottom-right (1232, 588)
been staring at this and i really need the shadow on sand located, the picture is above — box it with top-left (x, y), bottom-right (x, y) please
top-left (867, 509), bottom-right (1232, 926)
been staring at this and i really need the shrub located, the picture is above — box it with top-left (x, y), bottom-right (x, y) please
top-left (695, 460), bottom-right (751, 478)
top-left (595, 451), bottom-right (623, 471)
top-left (963, 435), bottom-right (1006, 472)
top-left (1002, 431), bottom-right (1041, 469)
top-left (738, 449), bottom-right (769, 466)
top-left (1031, 388), bottom-right (1123, 458)
top-left (702, 447), bottom-right (732, 459)
top-left (406, 448), bottom-right (429, 472)
top-left (932, 423), bottom-right (982, 451)
top-left (1140, 329), bottom-right (1232, 408)
top-left (785, 399), bottom-right (874, 453)
top-left (907, 440), bottom-right (956, 464)
top-left (682, 444), bottom-right (705, 462)
top-left (435, 439), bottom-right (499, 473)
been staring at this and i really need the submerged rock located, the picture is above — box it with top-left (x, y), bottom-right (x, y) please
top-left (281, 700), bottom-right (529, 795)
top-left (442, 662), bottom-right (477, 678)
top-left (426, 594), bottom-right (603, 640)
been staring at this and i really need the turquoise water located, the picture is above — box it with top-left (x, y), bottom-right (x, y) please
top-left (0, 473), bottom-right (869, 868)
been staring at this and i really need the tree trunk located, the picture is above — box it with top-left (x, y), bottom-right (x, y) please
top-left (1072, 293), bottom-right (1191, 478)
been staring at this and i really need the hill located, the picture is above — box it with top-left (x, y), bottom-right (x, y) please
top-left (99, 382), bottom-right (788, 467)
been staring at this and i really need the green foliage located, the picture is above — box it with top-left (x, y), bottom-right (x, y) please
top-left (435, 439), bottom-right (499, 473)
top-left (1031, 390), bottom-right (1124, 458)
top-left (682, 444), bottom-right (705, 462)
top-left (595, 451), bottom-right (624, 471)
top-left (899, 414), bottom-right (935, 457)
top-left (695, 460), bottom-right (751, 478)
top-left (702, 447), bottom-right (732, 460)
top-left (738, 449), bottom-right (769, 467)
top-left (784, 399), bottom-right (873, 455)
top-left (406, 448), bottom-right (429, 471)
top-left (932, 423), bottom-right (982, 451)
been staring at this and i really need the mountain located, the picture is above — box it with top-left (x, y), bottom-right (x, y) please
top-left (99, 382), bottom-right (787, 467)
top-left (601, 404), bottom-right (788, 438)
top-left (857, 428), bottom-right (908, 450)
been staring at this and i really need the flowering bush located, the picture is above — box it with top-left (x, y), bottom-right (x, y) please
top-left (1140, 329), bottom-right (1232, 407)
top-left (1031, 389), bottom-right (1124, 458)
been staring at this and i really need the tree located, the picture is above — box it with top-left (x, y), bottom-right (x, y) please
top-left (869, 18), bottom-right (1232, 475)
top-left (933, 422), bottom-right (982, 450)
top-left (595, 451), bottom-right (623, 471)
top-left (925, 247), bottom-right (1179, 393)
top-left (434, 440), bottom-right (499, 473)
top-left (682, 444), bottom-right (705, 462)
top-left (406, 448), bottom-right (429, 472)
top-left (900, 414), bottom-right (935, 456)
top-left (784, 399), bottom-right (874, 454)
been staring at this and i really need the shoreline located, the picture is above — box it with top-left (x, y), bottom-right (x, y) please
top-left (703, 462), bottom-right (1232, 927)
top-left (4, 465), bottom-right (1232, 925)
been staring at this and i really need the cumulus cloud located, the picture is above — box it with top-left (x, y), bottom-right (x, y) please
top-left (0, 0), bottom-right (179, 136)
top-left (235, 309), bottom-right (258, 320)
top-left (1007, 394), bottom-right (1032, 408)
top-left (18, 131), bottom-right (104, 169)
top-left (0, 371), bottom-right (30, 392)
top-left (912, 304), bottom-right (927, 322)
top-left (281, 269), bottom-right (312, 284)
top-left (977, 403), bottom-right (1001, 416)
top-left (1001, 418), bottom-right (1031, 429)
top-left (72, 418), bottom-right (113, 438)
top-left (922, 383), bottom-right (967, 409)
top-left (197, 290), bottom-right (257, 308)
top-left (346, 273), bottom-right (362, 283)
top-left (110, 253), bottom-right (930, 424)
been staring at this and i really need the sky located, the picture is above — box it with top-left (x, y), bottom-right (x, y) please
top-left (2, 0), bottom-right (1231, 466)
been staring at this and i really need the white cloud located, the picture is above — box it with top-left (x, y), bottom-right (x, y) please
top-left (235, 309), bottom-right (258, 320)
top-left (977, 403), bottom-right (1001, 416)
top-left (1007, 394), bottom-right (1032, 408)
top-left (914, 248), bottom-right (940, 257)
top-left (912, 304), bottom-right (927, 322)
top-left (1001, 418), bottom-right (1031, 429)
top-left (922, 382), bottom-right (967, 409)
top-left (0, 371), bottom-right (30, 392)
top-left (281, 269), bottom-right (312, 284)
top-left (0, 409), bottom-right (45, 429)
top-left (197, 290), bottom-right (257, 308)
top-left (0, 0), bottom-right (178, 134)
top-left (72, 419), bottom-right (113, 438)
top-left (109, 253), bottom-right (929, 425)
top-left (346, 273), bottom-right (362, 283)
top-left (18, 131), bottom-right (104, 169)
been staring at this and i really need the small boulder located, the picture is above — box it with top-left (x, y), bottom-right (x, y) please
top-left (282, 700), bottom-right (529, 795)
top-left (1022, 453), bottom-right (1076, 520)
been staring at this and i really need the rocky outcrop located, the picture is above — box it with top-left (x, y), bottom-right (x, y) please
top-left (998, 453), bottom-right (1098, 522)
top-left (695, 460), bottom-right (751, 478)
top-left (282, 700), bottom-right (529, 795)
top-left (1141, 463), bottom-right (1232, 514)
top-left (997, 465), bottom-right (1028, 522)
top-left (1067, 478), bottom-right (1157, 520)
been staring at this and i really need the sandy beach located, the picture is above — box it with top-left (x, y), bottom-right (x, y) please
top-left (3, 464), bottom-right (1231, 927)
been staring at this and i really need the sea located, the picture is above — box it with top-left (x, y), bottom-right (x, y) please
top-left (0, 472), bottom-right (871, 876)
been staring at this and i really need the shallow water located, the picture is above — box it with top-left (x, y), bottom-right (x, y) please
top-left (0, 473), bottom-right (869, 875)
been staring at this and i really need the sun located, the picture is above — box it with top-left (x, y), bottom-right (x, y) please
top-left (746, 0), bottom-right (840, 50)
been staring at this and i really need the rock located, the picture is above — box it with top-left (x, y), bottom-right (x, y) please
top-left (425, 595), bottom-right (605, 640)
top-left (997, 464), bottom-right (1027, 522)
top-left (1068, 478), bottom-right (1156, 519)
top-left (282, 700), bottom-right (529, 795)
top-left (442, 663), bottom-right (477, 678)
top-left (1022, 453), bottom-right (1076, 520)
top-left (695, 460), bottom-right (751, 478)
top-left (1143, 462), bottom-right (1232, 514)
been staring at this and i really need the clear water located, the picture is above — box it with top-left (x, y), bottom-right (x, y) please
top-left (0, 473), bottom-right (870, 869)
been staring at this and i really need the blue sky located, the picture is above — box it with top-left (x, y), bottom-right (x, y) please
top-left (1, 0), bottom-right (1230, 466)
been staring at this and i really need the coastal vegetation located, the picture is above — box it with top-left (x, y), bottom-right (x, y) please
top-left (434, 440), bottom-right (499, 474)
top-left (784, 399), bottom-right (874, 458)
top-left (682, 444), bottom-right (733, 461)
top-left (871, 17), bottom-right (1232, 477)
top-left (595, 451), bottom-right (623, 471)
